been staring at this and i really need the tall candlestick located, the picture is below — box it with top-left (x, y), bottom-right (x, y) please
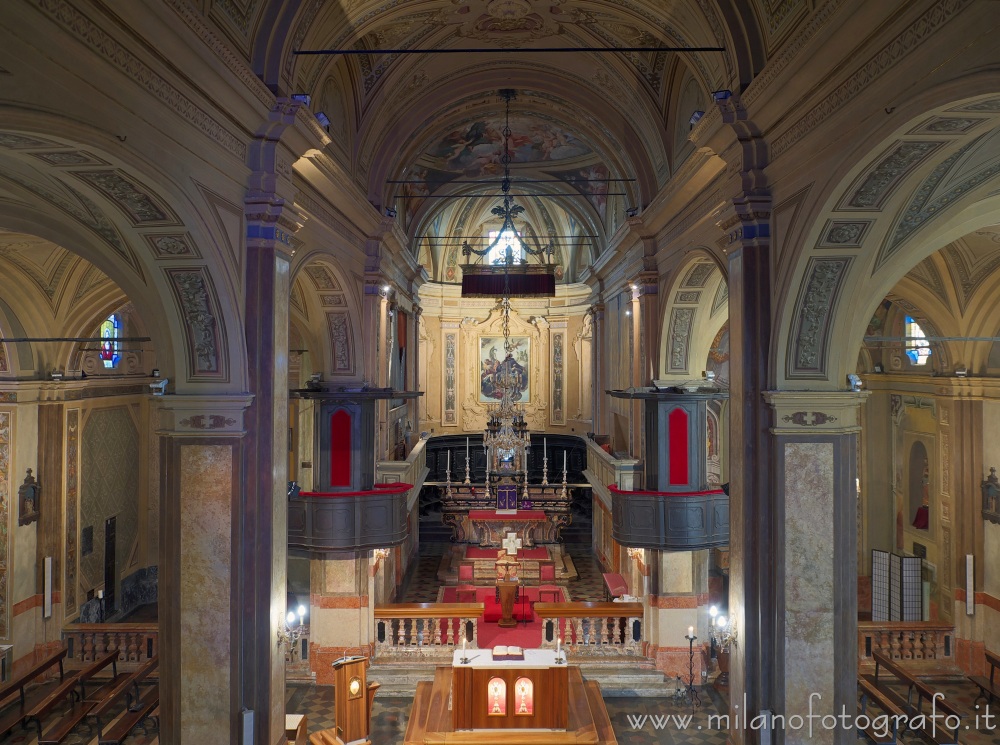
top-left (466, 437), bottom-right (470, 459)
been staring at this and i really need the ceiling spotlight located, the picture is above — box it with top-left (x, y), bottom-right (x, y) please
top-left (625, 206), bottom-right (639, 218)
top-left (291, 93), bottom-right (311, 106)
top-left (315, 111), bottom-right (331, 130)
top-left (385, 207), bottom-right (397, 218)
top-left (956, 366), bottom-right (968, 378)
top-left (625, 309), bottom-right (631, 317)
top-left (689, 110), bottom-right (705, 127)
top-left (382, 285), bottom-right (391, 295)
top-left (711, 89), bottom-right (732, 101)
top-left (847, 374), bottom-right (863, 392)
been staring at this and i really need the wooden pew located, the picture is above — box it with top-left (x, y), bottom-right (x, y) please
top-left (969, 648), bottom-right (1000, 704)
top-left (861, 651), bottom-right (918, 718)
top-left (88, 655), bottom-right (159, 745)
top-left (857, 676), bottom-right (908, 744)
top-left (309, 729), bottom-right (340, 745)
top-left (0, 648), bottom-right (73, 739)
top-left (911, 678), bottom-right (964, 745)
top-left (26, 649), bottom-right (119, 741)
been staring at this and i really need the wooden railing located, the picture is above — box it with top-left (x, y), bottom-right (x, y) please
top-left (374, 603), bottom-right (484, 658)
top-left (62, 623), bottom-right (158, 671)
top-left (534, 602), bottom-right (644, 656)
top-left (583, 438), bottom-right (642, 492)
top-left (858, 622), bottom-right (954, 667)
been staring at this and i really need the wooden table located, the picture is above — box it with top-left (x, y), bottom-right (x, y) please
top-left (496, 579), bottom-right (519, 628)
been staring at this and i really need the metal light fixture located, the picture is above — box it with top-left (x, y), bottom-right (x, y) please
top-left (462, 90), bottom-right (554, 268)
top-left (278, 604), bottom-right (308, 647)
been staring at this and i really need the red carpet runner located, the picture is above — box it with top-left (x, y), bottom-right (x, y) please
top-left (439, 586), bottom-right (566, 649)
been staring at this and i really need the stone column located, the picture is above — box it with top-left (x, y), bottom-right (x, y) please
top-left (722, 194), bottom-right (775, 745)
top-left (591, 303), bottom-right (606, 435)
top-left (764, 391), bottom-right (866, 745)
top-left (308, 551), bottom-right (374, 684)
top-left (635, 271), bottom-right (660, 385)
top-left (157, 395), bottom-right (253, 745)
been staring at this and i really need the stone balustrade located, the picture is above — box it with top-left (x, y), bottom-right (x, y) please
top-left (374, 603), bottom-right (484, 659)
top-left (62, 623), bottom-right (158, 671)
top-left (857, 621), bottom-right (954, 667)
top-left (583, 437), bottom-right (642, 492)
top-left (534, 602), bottom-right (644, 657)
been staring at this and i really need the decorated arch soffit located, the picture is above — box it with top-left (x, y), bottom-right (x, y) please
top-left (657, 255), bottom-right (727, 381)
top-left (290, 258), bottom-right (364, 380)
top-left (781, 96), bottom-right (1000, 386)
top-left (0, 128), bottom-right (240, 387)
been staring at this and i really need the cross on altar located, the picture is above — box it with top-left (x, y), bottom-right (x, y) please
top-left (502, 532), bottom-right (522, 556)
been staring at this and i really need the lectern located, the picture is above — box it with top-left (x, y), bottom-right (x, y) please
top-left (331, 656), bottom-right (379, 745)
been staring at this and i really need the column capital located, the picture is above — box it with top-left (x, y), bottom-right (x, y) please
top-left (155, 394), bottom-right (254, 436)
top-left (764, 390), bottom-right (870, 435)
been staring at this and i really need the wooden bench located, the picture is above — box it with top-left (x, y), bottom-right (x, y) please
top-left (309, 728), bottom-right (340, 745)
top-left (0, 648), bottom-right (73, 739)
top-left (861, 651), bottom-right (918, 719)
top-left (88, 655), bottom-right (159, 745)
top-left (911, 678), bottom-right (964, 745)
top-left (26, 649), bottom-right (119, 741)
top-left (857, 676), bottom-right (908, 744)
top-left (97, 684), bottom-right (159, 745)
top-left (969, 648), bottom-right (1000, 705)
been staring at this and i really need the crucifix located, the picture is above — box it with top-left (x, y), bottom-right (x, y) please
top-left (502, 532), bottom-right (522, 556)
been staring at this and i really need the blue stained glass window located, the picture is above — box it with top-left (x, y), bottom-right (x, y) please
top-left (905, 316), bottom-right (930, 366)
top-left (99, 314), bottom-right (121, 369)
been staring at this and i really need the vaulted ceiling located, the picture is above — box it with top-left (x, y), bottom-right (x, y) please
top-left (228, 0), bottom-right (796, 282)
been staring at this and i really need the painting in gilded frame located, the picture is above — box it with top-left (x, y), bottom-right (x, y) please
top-left (479, 336), bottom-right (530, 403)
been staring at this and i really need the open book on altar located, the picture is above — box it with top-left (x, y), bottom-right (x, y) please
top-left (492, 645), bottom-right (524, 661)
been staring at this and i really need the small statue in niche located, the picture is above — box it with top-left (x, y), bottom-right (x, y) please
top-left (18, 468), bottom-right (40, 526)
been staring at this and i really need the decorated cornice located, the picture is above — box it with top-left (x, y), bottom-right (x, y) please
top-left (764, 390), bottom-right (869, 435)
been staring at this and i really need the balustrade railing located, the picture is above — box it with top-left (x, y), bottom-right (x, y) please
top-left (374, 603), bottom-right (484, 658)
top-left (376, 436), bottom-right (428, 500)
top-left (62, 623), bottom-right (158, 670)
top-left (858, 622), bottom-right (954, 667)
top-left (584, 438), bottom-right (642, 492)
top-left (534, 602), bottom-right (644, 656)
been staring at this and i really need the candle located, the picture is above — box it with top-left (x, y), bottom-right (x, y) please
top-left (446, 450), bottom-right (450, 476)
top-left (544, 438), bottom-right (547, 459)
top-left (463, 638), bottom-right (467, 653)
top-left (688, 625), bottom-right (694, 637)
top-left (466, 437), bottom-right (470, 459)
top-left (557, 637), bottom-right (561, 654)
top-left (563, 451), bottom-right (567, 472)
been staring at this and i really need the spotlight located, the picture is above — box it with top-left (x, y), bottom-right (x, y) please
top-left (711, 90), bottom-right (732, 101)
top-left (956, 366), bottom-right (968, 378)
top-left (149, 378), bottom-right (168, 395)
top-left (873, 363), bottom-right (884, 374)
top-left (49, 370), bottom-right (63, 381)
top-left (689, 110), bottom-right (705, 127)
top-left (625, 206), bottom-right (639, 218)
top-left (315, 112), bottom-right (331, 130)
top-left (625, 310), bottom-right (631, 317)
top-left (382, 285), bottom-right (391, 294)
top-left (703, 370), bottom-right (716, 382)
top-left (291, 93), bottom-right (311, 106)
top-left (385, 207), bottom-right (397, 218)
top-left (847, 374), bottom-right (863, 392)
top-left (287, 481), bottom-right (301, 498)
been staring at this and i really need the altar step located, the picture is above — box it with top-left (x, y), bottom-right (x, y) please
top-left (368, 658), bottom-right (679, 698)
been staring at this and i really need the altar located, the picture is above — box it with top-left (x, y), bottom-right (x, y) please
top-left (441, 488), bottom-right (573, 546)
top-left (451, 649), bottom-right (567, 730)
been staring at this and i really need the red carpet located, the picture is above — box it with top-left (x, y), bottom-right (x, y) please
top-left (440, 586), bottom-right (566, 649)
top-left (464, 547), bottom-right (549, 560)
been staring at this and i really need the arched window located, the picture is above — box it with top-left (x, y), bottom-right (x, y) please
top-left (99, 314), bottom-right (121, 369)
top-left (488, 229), bottom-right (521, 265)
top-left (905, 316), bottom-right (931, 366)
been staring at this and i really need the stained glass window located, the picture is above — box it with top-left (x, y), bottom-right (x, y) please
top-left (99, 314), bottom-right (121, 369)
top-left (904, 316), bottom-right (930, 365)
top-left (488, 229), bottom-right (521, 265)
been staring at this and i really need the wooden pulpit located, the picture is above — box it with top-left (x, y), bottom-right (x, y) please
top-left (329, 656), bottom-right (379, 745)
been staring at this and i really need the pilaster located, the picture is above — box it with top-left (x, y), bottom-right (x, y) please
top-left (156, 395), bottom-right (252, 745)
top-left (764, 391), bottom-right (867, 745)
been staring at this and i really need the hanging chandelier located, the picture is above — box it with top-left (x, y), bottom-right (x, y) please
top-left (461, 89), bottom-right (556, 298)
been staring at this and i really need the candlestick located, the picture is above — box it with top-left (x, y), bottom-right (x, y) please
top-left (464, 438), bottom-right (471, 484)
top-left (563, 451), bottom-right (567, 473)
top-left (544, 438), bottom-right (547, 458)
top-left (688, 625), bottom-right (694, 637)
top-left (447, 449), bottom-right (450, 475)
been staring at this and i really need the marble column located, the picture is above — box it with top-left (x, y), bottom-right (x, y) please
top-left (157, 395), bottom-right (253, 745)
top-left (308, 551), bottom-right (373, 685)
top-left (764, 391), bottom-right (866, 745)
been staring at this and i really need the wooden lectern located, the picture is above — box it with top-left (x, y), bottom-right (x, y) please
top-left (326, 656), bottom-right (379, 745)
